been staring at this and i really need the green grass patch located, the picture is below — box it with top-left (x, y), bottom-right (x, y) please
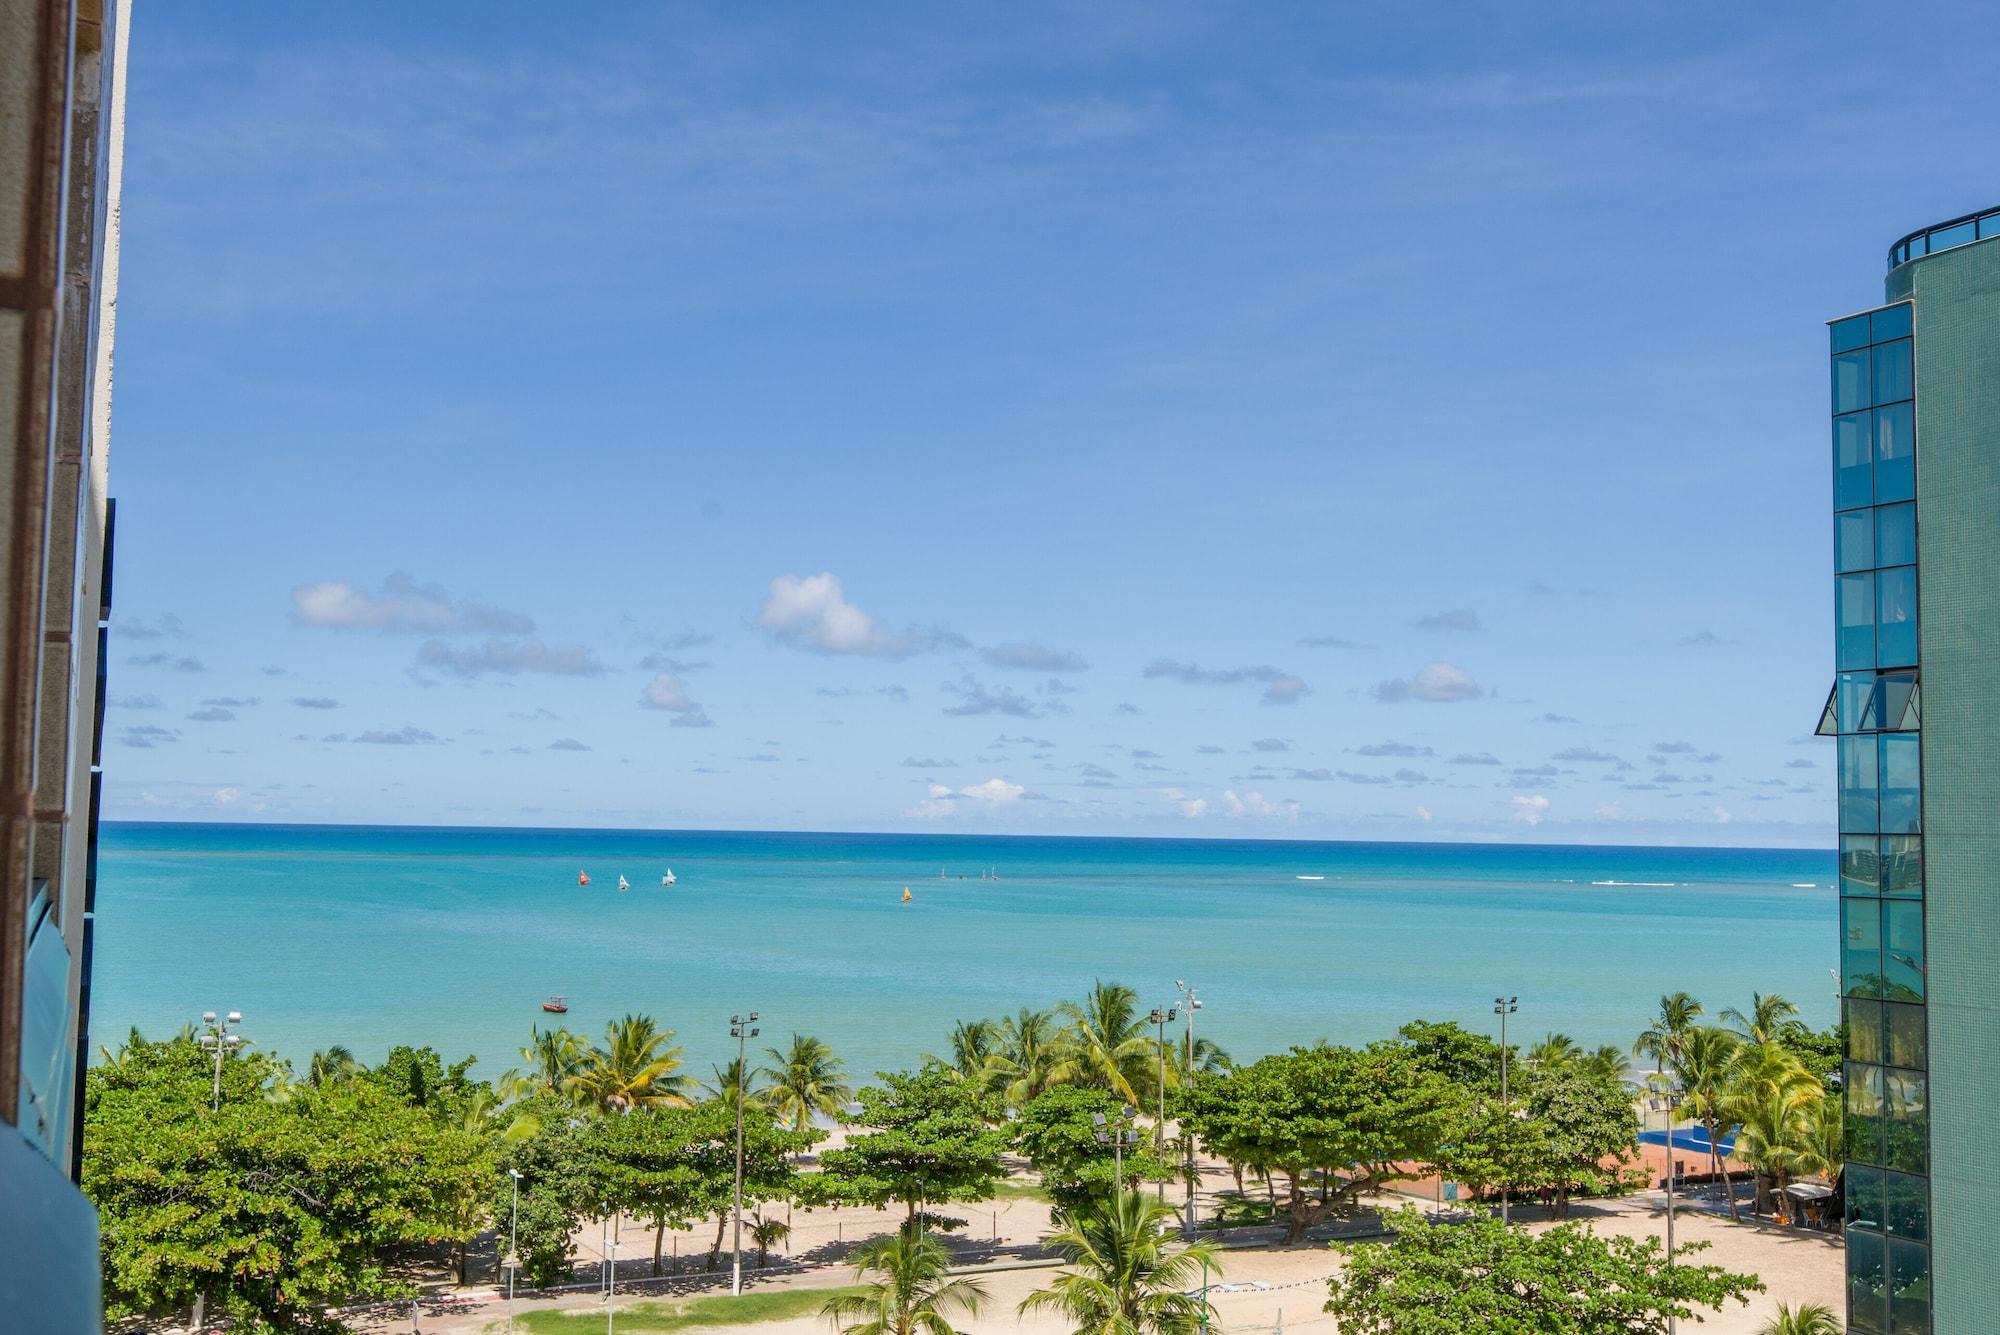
top-left (509, 1285), bottom-right (868, 1335)
top-left (988, 1179), bottom-right (1051, 1201)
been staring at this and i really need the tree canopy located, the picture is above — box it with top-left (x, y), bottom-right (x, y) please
top-left (817, 1067), bottom-right (1009, 1217)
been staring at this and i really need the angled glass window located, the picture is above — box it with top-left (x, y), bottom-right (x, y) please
top-left (1875, 402), bottom-right (1916, 503)
top-left (1843, 897), bottom-right (1883, 997)
top-left (1836, 509), bottom-right (1876, 573)
top-left (1875, 503), bottom-right (1916, 567)
top-left (1847, 1061), bottom-right (1885, 1164)
top-left (1870, 304), bottom-right (1913, 343)
top-left (1878, 673), bottom-right (1919, 732)
top-left (1834, 349), bottom-right (1873, 414)
top-left (1884, 1069), bottom-right (1927, 1176)
top-left (1838, 572), bottom-right (1877, 670)
top-left (1846, 997), bottom-right (1884, 1063)
top-left (1832, 315), bottom-right (1873, 353)
top-left (1882, 835), bottom-right (1923, 897)
top-left (1888, 1237), bottom-right (1929, 1335)
top-left (1840, 733), bottom-right (1880, 834)
top-left (1835, 411), bottom-right (1875, 510)
top-left (1878, 733), bottom-right (1922, 834)
top-left (1876, 566), bottom-right (1918, 668)
top-left (1885, 1000), bottom-right (1926, 1071)
top-left (1841, 833), bottom-right (1880, 895)
top-left (1884, 899), bottom-right (1925, 1002)
top-left (1848, 1224), bottom-right (1886, 1335)
top-left (1872, 339), bottom-right (1913, 405)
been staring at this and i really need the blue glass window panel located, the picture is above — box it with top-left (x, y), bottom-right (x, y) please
top-left (1844, 897), bottom-right (1883, 997)
top-left (1878, 672), bottom-right (1919, 733)
top-left (1872, 339), bottom-right (1913, 406)
top-left (1839, 671), bottom-right (1881, 732)
top-left (1841, 834), bottom-right (1880, 895)
top-left (1888, 1237), bottom-right (1929, 1335)
top-left (1874, 403), bottom-right (1915, 503)
top-left (1835, 411), bottom-right (1875, 509)
top-left (1891, 241), bottom-right (1908, 267)
top-left (1877, 566), bottom-right (1919, 668)
top-left (1870, 304), bottom-right (1913, 343)
top-left (1840, 733), bottom-right (1880, 833)
top-left (1884, 1069), bottom-right (1927, 1175)
top-left (1847, 997), bottom-right (1884, 1064)
top-left (1882, 835), bottom-right (1923, 897)
top-left (1848, 1163), bottom-right (1885, 1231)
top-left (1982, 213), bottom-right (2000, 240)
top-left (1838, 572), bottom-right (1877, 670)
top-left (1875, 503), bottom-right (1916, 567)
top-left (1834, 349), bottom-right (1872, 414)
top-left (1885, 1172), bottom-right (1928, 1240)
top-left (1885, 1000), bottom-right (1926, 1071)
top-left (1832, 314), bottom-right (1873, 353)
top-left (1836, 509), bottom-right (1875, 573)
top-left (1884, 899), bottom-right (1925, 1003)
top-left (1879, 733), bottom-right (1922, 834)
top-left (1847, 1062), bottom-right (1885, 1164)
top-left (1848, 1226), bottom-right (1886, 1335)
top-left (1928, 220), bottom-right (1975, 253)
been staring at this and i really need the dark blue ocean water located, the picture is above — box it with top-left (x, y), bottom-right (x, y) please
top-left (91, 823), bottom-right (1836, 1082)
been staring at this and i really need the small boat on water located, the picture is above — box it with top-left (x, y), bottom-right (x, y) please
top-left (617, 875), bottom-right (631, 893)
top-left (662, 869), bottom-right (677, 886)
top-left (577, 870), bottom-right (591, 887)
top-left (541, 995), bottom-right (568, 1013)
top-left (901, 886), bottom-right (913, 903)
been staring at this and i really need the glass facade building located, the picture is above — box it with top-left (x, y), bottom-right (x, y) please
top-left (1829, 210), bottom-right (2000, 1335)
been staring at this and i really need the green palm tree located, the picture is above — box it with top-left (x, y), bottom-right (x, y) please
top-left (566, 1014), bottom-right (693, 1113)
top-left (1792, 1086), bottom-right (1844, 1184)
top-left (703, 1055), bottom-right (770, 1116)
top-left (763, 1033), bottom-right (852, 1132)
top-left (750, 1212), bottom-right (791, 1267)
top-left (1174, 1035), bottom-right (1232, 1078)
top-left (1727, 1049), bottom-right (1821, 1219)
top-left (985, 1008), bottom-right (1075, 1107)
top-left (925, 1019), bottom-right (998, 1084)
top-left (1758, 1301), bottom-right (1841, 1335)
top-left (1721, 993), bottom-right (1801, 1047)
top-left (1061, 982), bottom-right (1155, 1105)
top-left (1633, 991), bottom-right (1703, 1076)
top-left (1672, 1025), bottom-right (1746, 1222)
top-left (822, 1223), bottom-right (989, 1335)
top-left (306, 1044), bottom-right (361, 1088)
top-left (1020, 1189), bottom-right (1220, 1335)
top-left (1528, 1032), bottom-right (1583, 1069)
top-left (504, 1025), bottom-right (588, 1100)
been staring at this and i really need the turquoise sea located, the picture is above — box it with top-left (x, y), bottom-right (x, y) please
top-left (92, 823), bottom-right (1838, 1081)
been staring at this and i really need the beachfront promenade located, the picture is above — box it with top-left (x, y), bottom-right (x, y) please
top-left (340, 1144), bottom-right (1843, 1335)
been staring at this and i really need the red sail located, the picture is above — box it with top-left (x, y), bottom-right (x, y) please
top-left (577, 870), bottom-right (591, 886)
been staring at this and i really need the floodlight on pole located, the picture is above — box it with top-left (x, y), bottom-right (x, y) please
top-left (1148, 1006), bottom-right (1177, 1200)
top-left (196, 1009), bottom-right (246, 1112)
top-left (730, 1011), bottom-right (759, 1297)
top-left (1176, 982), bottom-right (1201, 1234)
top-left (1493, 995), bottom-right (1518, 1224)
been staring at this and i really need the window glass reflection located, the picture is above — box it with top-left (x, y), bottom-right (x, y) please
top-left (1841, 733), bottom-right (1880, 834)
top-left (1836, 509), bottom-right (1875, 573)
top-left (1877, 567), bottom-right (1919, 668)
top-left (1848, 1163), bottom-right (1885, 1231)
top-left (1844, 898), bottom-right (1883, 998)
top-left (1878, 734), bottom-right (1922, 834)
top-left (1884, 1070), bottom-right (1927, 1175)
top-left (1878, 674), bottom-right (1919, 733)
top-left (1839, 672), bottom-right (1881, 732)
top-left (1872, 340), bottom-right (1913, 406)
top-left (1839, 573), bottom-right (1878, 670)
top-left (1833, 315), bottom-right (1873, 353)
top-left (1884, 899), bottom-right (1925, 1002)
top-left (1882, 835), bottom-right (1923, 896)
top-left (1927, 220), bottom-right (1976, 253)
top-left (1888, 1237), bottom-right (1929, 1335)
top-left (1885, 1001), bottom-right (1926, 1071)
top-left (1848, 1223), bottom-right (1886, 1334)
top-left (1870, 304), bottom-right (1913, 342)
top-left (1876, 503), bottom-right (1917, 567)
top-left (1834, 349), bottom-right (1873, 414)
top-left (1841, 833), bottom-right (1880, 894)
top-left (1847, 1062), bottom-right (1885, 1165)
top-left (1835, 411), bottom-right (1875, 510)
top-left (1875, 403), bottom-right (1916, 503)
top-left (1846, 997), bottom-right (1884, 1064)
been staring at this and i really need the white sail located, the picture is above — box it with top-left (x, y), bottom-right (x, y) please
top-left (617, 875), bottom-right (631, 892)
top-left (663, 869), bottom-right (676, 886)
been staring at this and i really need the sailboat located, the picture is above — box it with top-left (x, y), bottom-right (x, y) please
top-left (577, 870), bottom-right (591, 887)
top-left (617, 875), bottom-right (631, 893)
top-left (662, 869), bottom-right (677, 886)
top-left (901, 886), bottom-right (913, 903)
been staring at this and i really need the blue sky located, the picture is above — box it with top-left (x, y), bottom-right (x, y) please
top-left (102, 3), bottom-right (2000, 845)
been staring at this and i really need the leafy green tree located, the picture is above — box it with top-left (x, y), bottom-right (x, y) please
top-left (1396, 1019), bottom-right (1503, 1092)
top-left (762, 1032), bottom-right (852, 1131)
top-left (1178, 1044), bottom-right (1454, 1242)
top-left (496, 1095), bottom-right (601, 1289)
top-left (1521, 1068), bottom-right (1641, 1214)
top-left (1019, 1190), bottom-right (1219, 1335)
top-left (1323, 1208), bottom-right (1762, 1334)
top-left (1013, 1084), bottom-right (1169, 1215)
top-left (822, 1223), bottom-right (990, 1335)
top-left (818, 1067), bottom-right (1009, 1218)
top-left (366, 1044), bottom-right (483, 1119)
top-left (87, 1035), bottom-right (492, 1330)
top-left (306, 1044), bottom-right (361, 1088)
top-left (1727, 1044), bottom-right (1826, 1220)
top-left (1774, 1022), bottom-right (1844, 1091)
top-left (568, 1013), bottom-right (694, 1112)
top-left (1061, 982), bottom-right (1157, 1104)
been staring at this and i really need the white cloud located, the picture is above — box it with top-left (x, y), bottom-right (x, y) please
top-left (1595, 801), bottom-right (1625, 820)
top-left (1159, 787), bottom-right (1209, 818)
top-left (959, 777), bottom-right (1024, 803)
top-left (1710, 805), bottom-right (1734, 825)
top-left (1416, 805), bottom-right (1434, 822)
top-left (1221, 789), bottom-right (1299, 820)
top-left (1510, 793), bottom-right (1550, 825)
top-left (1373, 662), bottom-right (1484, 703)
top-left (417, 638), bottom-right (605, 678)
top-left (292, 572), bottom-right (533, 634)
top-left (639, 672), bottom-right (713, 727)
top-left (907, 776), bottom-right (1025, 818)
top-left (759, 572), bottom-right (912, 657)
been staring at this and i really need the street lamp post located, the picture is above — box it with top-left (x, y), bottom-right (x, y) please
top-left (729, 1011), bottom-right (759, 1297)
top-left (1148, 1006), bottom-right (1178, 1200)
top-left (1176, 981), bottom-right (1201, 1235)
top-left (505, 1168), bottom-right (522, 1333)
top-left (1493, 995), bottom-right (1518, 1224)
top-left (197, 1010), bottom-right (244, 1112)
top-left (1657, 1086), bottom-right (1684, 1335)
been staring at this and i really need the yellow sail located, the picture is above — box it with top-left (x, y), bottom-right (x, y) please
top-left (901, 886), bottom-right (913, 902)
